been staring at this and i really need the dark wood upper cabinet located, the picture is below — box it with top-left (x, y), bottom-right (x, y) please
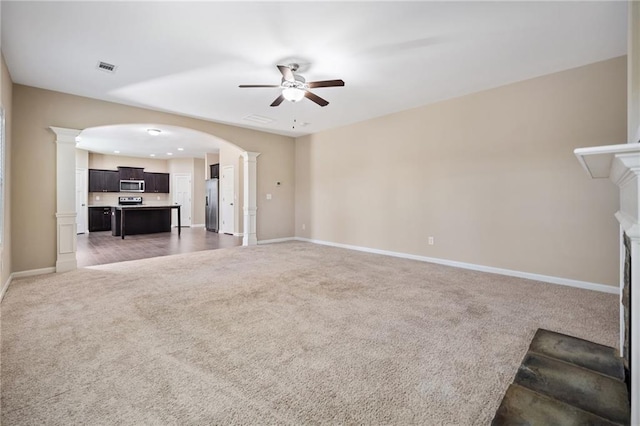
top-left (155, 173), bottom-right (170, 193)
top-left (89, 169), bottom-right (120, 192)
top-left (210, 163), bottom-right (219, 179)
top-left (118, 167), bottom-right (144, 180)
top-left (143, 172), bottom-right (170, 193)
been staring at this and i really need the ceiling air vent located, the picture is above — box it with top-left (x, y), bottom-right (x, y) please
top-left (97, 61), bottom-right (117, 73)
top-left (243, 114), bottom-right (275, 125)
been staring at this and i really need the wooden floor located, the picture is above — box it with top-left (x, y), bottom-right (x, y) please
top-left (77, 227), bottom-right (243, 267)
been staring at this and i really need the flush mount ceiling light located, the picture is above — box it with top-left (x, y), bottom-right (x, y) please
top-left (177, 147), bottom-right (184, 151)
top-left (147, 128), bottom-right (162, 136)
top-left (167, 152), bottom-right (173, 156)
top-left (150, 154), bottom-right (156, 157)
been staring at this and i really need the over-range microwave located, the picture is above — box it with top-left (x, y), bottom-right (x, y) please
top-left (120, 180), bottom-right (145, 193)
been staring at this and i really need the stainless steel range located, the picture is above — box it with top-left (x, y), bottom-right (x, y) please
top-left (118, 196), bottom-right (142, 206)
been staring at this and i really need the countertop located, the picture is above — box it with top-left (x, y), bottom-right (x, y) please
top-left (115, 204), bottom-right (180, 210)
top-left (90, 204), bottom-right (180, 209)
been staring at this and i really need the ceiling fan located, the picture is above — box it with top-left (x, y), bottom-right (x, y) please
top-left (239, 63), bottom-right (345, 107)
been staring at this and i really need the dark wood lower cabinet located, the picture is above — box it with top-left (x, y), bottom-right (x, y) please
top-left (88, 207), bottom-right (112, 232)
top-left (111, 208), bottom-right (171, 236)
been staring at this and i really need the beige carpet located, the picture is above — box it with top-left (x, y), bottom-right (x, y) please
top-left (1, 242), bottom-right (618, 425)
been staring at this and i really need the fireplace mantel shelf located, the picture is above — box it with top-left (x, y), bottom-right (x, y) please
top-left (574, 143), bottom-right (640, 179)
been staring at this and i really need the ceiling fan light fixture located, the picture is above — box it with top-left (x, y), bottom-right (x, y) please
top-left (282, 87), bottom-right (305, 102)
top-left (147, 128), bottom-right (162, 136)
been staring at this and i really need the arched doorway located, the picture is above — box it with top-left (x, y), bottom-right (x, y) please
top-left (50, 125), bottom-right (259, 273)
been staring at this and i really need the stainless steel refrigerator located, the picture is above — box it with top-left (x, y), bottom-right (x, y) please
top-left (205, 178), bottom-right (218, 232)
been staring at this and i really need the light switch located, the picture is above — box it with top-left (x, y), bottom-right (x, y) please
top-left (266, 193), bottom-right (272, 200)
top-left (95, 195), bottom-right (100, 201)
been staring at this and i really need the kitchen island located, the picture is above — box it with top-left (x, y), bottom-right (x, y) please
top-left (111, 205), bottom-right (181, 239)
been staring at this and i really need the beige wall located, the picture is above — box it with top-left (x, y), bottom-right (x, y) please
top-left (11, 85), bottom-right (295, 272)
top-left (630, 2), bottom-right (640, 143)
top-left (296, 56), bottom-right (626, 287)
top-left (1, 53), bottom-right (13, 288)
top-left (76, 149), bottom-right (89, 169)
top-left (89, 152), bottom-right (169, 173)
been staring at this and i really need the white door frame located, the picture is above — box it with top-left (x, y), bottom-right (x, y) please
top-left (220, 165), bottom-right (235, 235)
top-left (75, 168), bottom-right (87, 234)
top-left (172, 173), bottom-right (192, 227)
top-left (51, 126), bottom-right (260, 273)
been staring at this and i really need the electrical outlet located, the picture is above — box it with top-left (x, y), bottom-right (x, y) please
top-left (95, 195), bottom-right (100, 201)
top-left (302, 224), bottom-right (306, 230)
top-left (266, 193), bottom-right (272, 200)
top-left (428, 236), bottom-right (434, 245)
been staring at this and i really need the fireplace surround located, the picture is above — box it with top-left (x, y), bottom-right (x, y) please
top-left (574, 142), bottom-right (640, 424)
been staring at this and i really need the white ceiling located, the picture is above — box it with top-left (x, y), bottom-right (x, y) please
top-left (76, 124), bottom-right (223, 159)
top-left (1, 1), bottom-right (628, 145)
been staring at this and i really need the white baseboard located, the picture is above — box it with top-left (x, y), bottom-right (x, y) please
top-left (0, 273), bottom-right (12, 303)
top-left (233, 232), bottom-right (244, 237)
top-left (12, 267), bottom-right (56, 279)
top-left (294, 237), bottom-right (618, 295)
top-left (258, 237), bottom-right (296, 245)
top-left (191, 224), bottom-right (205, 228)
top-left (1, 267), bottom-right (57, 303)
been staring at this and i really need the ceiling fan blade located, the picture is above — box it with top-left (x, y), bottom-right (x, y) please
top-left (304, 91), bottom-right (329, 107)
top-left (239, 84), bottom-right (280, 88)
top-left (307, 79), bottom-right (345, 88)
top-left (270, 94), bottom-right (285, 107)
top-left (277, 65), bottom-right (295, 82)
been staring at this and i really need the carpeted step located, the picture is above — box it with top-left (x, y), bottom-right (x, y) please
top-left (528, 328), bottom-right (625, 381)
top-left (492, 329), bottom-right (630, 426)
top-left (514, 352), bottom-right (630, 424)
top-left (492, 383), bottom-right (622, 426)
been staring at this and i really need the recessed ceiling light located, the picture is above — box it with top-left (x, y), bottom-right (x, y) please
top-left (167, 153), bottom-right (173, 156)
top-left (177, 148), bottom-right (184, 151)
top-left (150, 154), bottom-right (156, 157)
top-left (114, 150), bottom-right (120, 154)
top-left (147, 129), bottom-right (162, 136)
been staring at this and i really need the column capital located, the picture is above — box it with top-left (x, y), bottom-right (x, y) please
top-left (49, 127), bottom-right (81, 144)
top-left (241, 151), bottom-right (261, 161)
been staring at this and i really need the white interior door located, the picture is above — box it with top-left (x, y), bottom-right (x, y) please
top-left (220, 165), bottom-right (235, 234)
top-left (75, 168), bottom-right (87, 234)
top-left (172, 174), bottom-right (192, 227)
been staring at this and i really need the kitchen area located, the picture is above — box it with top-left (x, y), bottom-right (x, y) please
top-left (88, 166), bottom-right (180, 239)
top-left (75, 125), bottom-right (244, 267)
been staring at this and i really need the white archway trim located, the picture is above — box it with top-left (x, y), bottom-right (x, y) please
top-left (50, 126), bottom-right (81, 272)
top-left (242, 151), bottom-right (260, 246)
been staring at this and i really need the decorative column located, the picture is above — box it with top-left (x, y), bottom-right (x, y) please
top-left (242, 151), bottom-right (260, 246)
top-left (50, 127), bottom-right (81, 272)
top-left (574, 143), bottom-right (640, 425)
